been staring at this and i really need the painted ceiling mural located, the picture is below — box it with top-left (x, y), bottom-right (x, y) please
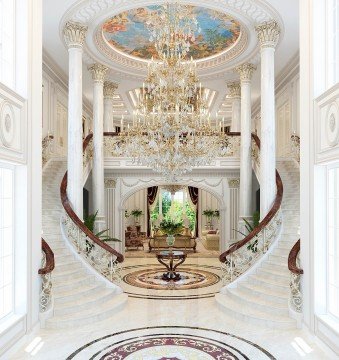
top-left (102, 5), bottom-right (241, 60)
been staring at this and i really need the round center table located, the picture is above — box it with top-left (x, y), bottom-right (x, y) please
top-left (156, 250), bottom-right (187, 281)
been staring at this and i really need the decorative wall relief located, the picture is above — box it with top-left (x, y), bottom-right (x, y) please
top-left (315, 83), bottom-right (339, 163)
top-left (0, 85), bottom-right (26, 163)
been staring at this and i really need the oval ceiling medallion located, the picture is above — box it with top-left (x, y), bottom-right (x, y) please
top-left (101, 5), bottom-right (241, 61)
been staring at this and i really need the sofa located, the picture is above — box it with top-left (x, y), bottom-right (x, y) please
top-left (148, 228), bottom-right (196, 252)
top-left (201, 229), bottom-right (219, 250)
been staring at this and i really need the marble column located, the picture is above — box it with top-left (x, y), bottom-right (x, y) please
top-left (236, 63), bottom-right (256, 226)
top-left (228, 178), bottom-right (240, 241)
top-left (88, 63), bottom-right (108, 231)
top-left (63, 21), bottom-right (88, 219)
top-left (227, 82), bottom-right (241, 132)
top-left (103, 81), bottom-right (118, 132)
top-left (255, 20), bottom-right (280, 217)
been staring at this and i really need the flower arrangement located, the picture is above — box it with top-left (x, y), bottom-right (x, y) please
top-left (159, 218), bottom-right (183, 236)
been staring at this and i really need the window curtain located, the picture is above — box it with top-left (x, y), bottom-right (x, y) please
top-left (188, 186), bottom-right (199, 237)
top-left (147, 186), bottom-right (159, 236)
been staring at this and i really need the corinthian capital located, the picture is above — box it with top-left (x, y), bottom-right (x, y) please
top-left (227, 81), bottom-right (241, 98)
top-left (63, 21), bottom-right (88, 49)
top-left (104, 81), bottom-right (118, 98)
top-left (235, 63), bottom-right (256, 82)
top-left (255, 20), bottom-right (280, 48)
top-left (88, 63), bottom-right (108, 83)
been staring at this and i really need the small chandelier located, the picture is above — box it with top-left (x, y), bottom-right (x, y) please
top-left (119, 3), bottom-right (226, 180)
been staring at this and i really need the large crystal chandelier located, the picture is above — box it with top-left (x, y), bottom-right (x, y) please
top-left (119, 3), bottom-right (225, 180)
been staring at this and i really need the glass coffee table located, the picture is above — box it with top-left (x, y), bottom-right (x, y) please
top-left (156, 250), bottom-right (187, 281)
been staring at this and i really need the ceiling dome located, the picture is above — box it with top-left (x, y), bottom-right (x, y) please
top-left (101, 5), bottom-right (241, 61)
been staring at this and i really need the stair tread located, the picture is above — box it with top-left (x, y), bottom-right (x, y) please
top-left (47, 294), bottom-right (127, 322)
top-left (216, 295), bottom-right (294, 323)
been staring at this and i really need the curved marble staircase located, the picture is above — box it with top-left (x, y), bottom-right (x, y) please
top-left (42, 160), bottom-right (128, 329)
top-left (216, 160), bottom-right (299, 329)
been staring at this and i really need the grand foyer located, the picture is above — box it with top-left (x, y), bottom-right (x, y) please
top-left (0, 0), bottom-right (339, 359)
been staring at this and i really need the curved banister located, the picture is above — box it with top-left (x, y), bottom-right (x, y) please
top-left (38, 238), bottom-right (55, 275)
top-left (60, 133), bottom-right (124, 263)
top-left (288, 239), bottom-right (303, 275)
top-left (219, 132), bottom-right (283, 263)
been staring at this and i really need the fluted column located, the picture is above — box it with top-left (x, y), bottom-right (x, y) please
top-left (63, 21), bottom-right (88, 218)
top-left (256, 20), bottom-right (280, 217)
top-left (103, 81), bottom-right (118, 132)
top-left (227, 82), bottom-right (241, 132)
top-left (236, 64), bottom-right (256, 226)
top-left (88, 63), bottom-right (108, 231)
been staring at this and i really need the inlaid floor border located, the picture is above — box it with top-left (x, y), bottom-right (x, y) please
top-left (66, 325), bottom-right (276, 360)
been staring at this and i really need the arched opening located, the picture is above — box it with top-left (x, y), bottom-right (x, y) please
top-left (121, 183), bottom-right (224, 258)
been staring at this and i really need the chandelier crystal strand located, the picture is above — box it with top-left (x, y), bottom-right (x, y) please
top-left (119, 3), bottom-right (226, 180)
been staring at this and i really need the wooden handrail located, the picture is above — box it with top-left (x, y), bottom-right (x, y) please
top-left (219, 132), bottom-right (283, 263)
top-left (288, 239), bottom-right (303, 275)
top-left (38, 238), bottom-right (55, 275)
top-left (60, 133), bottom-right (124, 263)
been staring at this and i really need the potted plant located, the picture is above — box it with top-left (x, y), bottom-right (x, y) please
top-left (202, 209), bottom-right (215, 229)
top-left (159, 218), bottom-right (183, 249)
top-left (233, 211), bottom-right (260, 253)
top-left (130, 209), bottom-right (143, 225)
top-left (84, 211), bottom-right (121, 253)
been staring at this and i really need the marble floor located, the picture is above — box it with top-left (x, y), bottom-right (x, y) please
top-left (9, 257), bottom-right (336, 360)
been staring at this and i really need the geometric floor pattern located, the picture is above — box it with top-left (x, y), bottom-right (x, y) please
top-left (123, 267), bottom-right (221, 291)
top-left (66, 326), bottom-right (276, 359)
top-left (121, 260), bottom-right (222, 300)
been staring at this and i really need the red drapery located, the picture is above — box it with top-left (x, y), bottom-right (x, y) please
top-left (188, 186), bottom-right (199, 237)
top-left (147, 186), bottom-right (158, 236)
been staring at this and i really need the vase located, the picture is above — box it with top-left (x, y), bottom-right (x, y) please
top-left (166, 234), bottom-right (175, 247)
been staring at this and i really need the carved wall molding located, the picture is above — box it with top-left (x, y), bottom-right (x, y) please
top-left (0, 101), bottom-right (15, 148)
top-left (0, 85), bottom-right (26, 163)
top-left (228, 178), bottom-right (240, 188)
top-left (315, 83), bottom-right (339, 164)
top-left (104, 178), bottom-right (116, 188)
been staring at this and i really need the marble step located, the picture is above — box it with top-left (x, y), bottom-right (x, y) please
top-left (53, 261), bottom-right (82, 274)
top-left (238, 282), bottom-right (289, 304)
top-left (53, 273), bottom-right (95, 292)
top-left (52, 267), bottom-right (88, 282)
top-left (226, 288), bottom-right (289, 316)
top-left (46, 294), bottom-right (128, 329)
top-left (248, 274), bottom-right (290, 293)
top-left (53, 287), bottom-right (116, 316)
top-left (262, 260), bottom-right (290, 274)
top-left (258, 266), bottom-right (290, 281)
top-left (215, 295), bottom-right (296, 329)
top-left (53, 283), bottom-right (105, 304)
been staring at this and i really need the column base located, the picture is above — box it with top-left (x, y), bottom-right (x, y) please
top-left (94, 216), bottom-right (107, 233)
top-left (238, 216), bottom-right (253, 237)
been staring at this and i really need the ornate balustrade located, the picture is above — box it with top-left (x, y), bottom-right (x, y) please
top-left (219, 133), bottom-right (283, 284)
top-left (291, 134), bottom-right (300, 164)
top-left (38, 238), bottom-right (55, 312)
top-left (60, 133), bottom-right (124, 284)
top-left (42, 135), bottom-right (54, 168)
top-left (288, 239), bottom-right (303, 313)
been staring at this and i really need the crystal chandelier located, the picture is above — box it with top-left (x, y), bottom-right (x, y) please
top-left (119, 3), bottom-right (225, 180)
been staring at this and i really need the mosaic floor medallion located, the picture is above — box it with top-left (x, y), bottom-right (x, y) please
top-left (123, 267), bottom-right (220, 290)
top-left (67, 326), bottom-right (276, 360)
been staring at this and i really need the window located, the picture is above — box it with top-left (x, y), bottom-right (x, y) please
top-left (328, 166), bottom-right (339, 319)
top-left (327, 0), bottom-right (339, 87)
top-left (0, 166), bottom-right (14, 321)
top-left (0, 0), bottom-right (15, 88)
